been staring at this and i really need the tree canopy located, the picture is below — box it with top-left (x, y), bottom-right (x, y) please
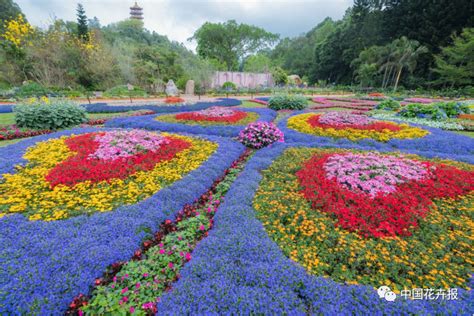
top-left (191, 20), bottom-right (279, 71)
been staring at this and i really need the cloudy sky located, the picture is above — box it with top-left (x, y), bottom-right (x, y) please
top-left (16, 0), bottom-right (352, 50)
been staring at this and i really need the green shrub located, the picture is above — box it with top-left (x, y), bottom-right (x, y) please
top-left (103, 85), bottom-right (147, 98)
top-left (15, 82), bottom-right (50, 98)
top-left (398, 103), bottom-right (446, 120)
top-left (435, 101), bottom-right (470, 117)
top-left (376, 99), bottom-right (401, 111)
top-left (14, 99), bottom-right (87, 130)
top-left (222, 81), bottom-right (237, 90)
top-left (268, 94), bottom-right (308, 110)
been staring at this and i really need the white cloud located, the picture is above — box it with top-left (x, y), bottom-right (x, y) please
top-left (15, 0), bottom-right (351, 50)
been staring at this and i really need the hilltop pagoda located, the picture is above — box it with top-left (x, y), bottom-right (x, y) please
top-left (130, 2), bottom-right (143, 20)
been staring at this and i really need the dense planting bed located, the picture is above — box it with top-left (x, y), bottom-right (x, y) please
top-left (106, 107), bottom-right (276, 137)
top-left (0, 96), bottom-right (472, 315)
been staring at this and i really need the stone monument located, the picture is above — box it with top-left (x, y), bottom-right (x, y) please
top-left (165, 80), bottom-right (178, 96)
top-left (185, 80), bottom-right (195, 95)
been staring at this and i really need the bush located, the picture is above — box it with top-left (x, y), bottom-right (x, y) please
top-left (376, 99), bottom-right (401, 111)
top-left (222, 81), bottom-right (237, 91)
top-left (435, 101), bottom-right (470, 117)
top-left (14, 99), bottom-right (87, 130)
top-left (15, 82), bottom-right (50, 98)
top-left (237, 122), bottom-right (284, 149)
top-left (398, 103), bottom-right (446, 120)
top-left (398, 101), bottom-right (470, 121)
top-left (103, 85), bottom-right (147, 98)
top-left (268, 94), bottom-right (308, 110)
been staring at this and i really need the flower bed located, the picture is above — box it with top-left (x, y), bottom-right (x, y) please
top-left (254, 147), bottom-right (473, 295)
top-left (155, 107), bottom-right (258, 126)
top-left (106, 108), bottom-right (276, 138)
top-left (157, 143), bottom-right (472, 314)
top-left (312, 97), bottom-right (378, 111)
top-left (164, 96), bottom-right (185, 104)
top-left (287, 112), bottom-right (428, 142)
top-left (371, 112), bottom-right (465, 130)
top-left (0, 125), bottom-right (51, 141)
top-left (83, 98), bottom-right (242, 114)
top-left (86, 110), bottom-right (156, 126)
top-left (0, 128), bottom-right (245, 314)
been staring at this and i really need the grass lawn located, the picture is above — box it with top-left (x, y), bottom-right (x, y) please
top-left (453, 130), bottom-right (474, 138)
top-left (238, 100), bottom-right (266, 108)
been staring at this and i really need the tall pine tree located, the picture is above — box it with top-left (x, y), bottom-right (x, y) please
top-left (76, 3), bottom-right (89, 40)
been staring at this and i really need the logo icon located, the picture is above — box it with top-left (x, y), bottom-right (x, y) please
top-left (378, 285), bottom-right (397, 302)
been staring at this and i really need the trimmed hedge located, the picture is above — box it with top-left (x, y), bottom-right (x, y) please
top-left (268, 94), bottom-right (308, 110)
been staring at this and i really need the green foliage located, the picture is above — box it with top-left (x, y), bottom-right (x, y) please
top-left (103, 85), bottom-right (147, 97)
top-left (192, 20), bottom-right (279, 71)
top-left (268, 94), bottom-right (308, 110)
top-left (243, 54), bottom-right (271, 73)
top-left (221, 81), bottom-right (237, 90)
top-left (15, 82), bottom-right (49, 98)
top-left (398, 103), bottom-right (446, 120)
top-left (376, 99), bottom-right (401, 111)
top-left (271, 67), bottom-right (288, 85)
top-left (14, 99), bottom-right (87, 130)
top-left (435, 101), bottom-right (470, 117)
top-left (433, 28), bottom-right (474, 88)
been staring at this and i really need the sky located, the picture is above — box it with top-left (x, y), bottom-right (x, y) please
top-left (15, 0), bottom-right (352, 50)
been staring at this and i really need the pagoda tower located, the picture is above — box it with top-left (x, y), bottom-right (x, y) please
top-left (130, 2), bottom-right (143, 20)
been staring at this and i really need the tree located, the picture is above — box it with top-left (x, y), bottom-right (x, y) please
top-left (243, 54), bottom-right (271, 73)
top-left (0, 0), bottom-right (23, 31)
top-left (76, 3), bottom-right (89, 40)
top-left (272, 67), bottom-right (288, 85)
top-left (433, 28), bottom-right (474, 88)
top-left (191, 20), bottom-right (278, 71)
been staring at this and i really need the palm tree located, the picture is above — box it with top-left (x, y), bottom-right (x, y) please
top-left (391, 37), bottom-right (428, 91)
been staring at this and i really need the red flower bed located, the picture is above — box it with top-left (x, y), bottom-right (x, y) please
top-left (307, 114), bottom-right (402, 132)
top-left (46, 133), bottom-right (191, 187)
top-left (165, 97), bottom-right (185, 104)
top-left (175, 110), bottom-right (248, 123)
top-left (296, 153), bottom-right (474, 237)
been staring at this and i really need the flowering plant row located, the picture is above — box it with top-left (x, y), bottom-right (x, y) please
top-left (155, 107), bottom-right (259, 126)
top-left (157, 143), bottom-right (472, 314)
top-left (0, 128), bottom-right (245, 314)
top-left (287, 112), bottom-right (428, 142)
top-left (82, 98), bottom-right (242, 114)
top-left (106, 107), bottom-right (277, 138)
top-left (164, 96), bottom-right (185, 104)
top-left (68, 150), bottom-right (251, 315)
top-left (0, 124), bottom-right (51, 140)
top-left (279, 111), bottom-right (474, 161)
top-left (371, 112), bottom-right (465, 130)
top-left (312, 97), bottom-right (378, 111)
top-left (86, 110), bottom-right (156, 126)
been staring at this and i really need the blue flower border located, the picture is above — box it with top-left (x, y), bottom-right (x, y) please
top-left (159, 142), bottom-right (473, 314)
top-left (0, 127), bottom-right (245, 315)
top-left (0, 98), bottom-right (241, 114)
top-left (105, 108), bottom-right (277, 138)
top-left (278, 111), bottom-right (474, 163)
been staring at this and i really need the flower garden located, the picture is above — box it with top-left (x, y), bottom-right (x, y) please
top-left (0, 95), bottom-right (473, 314)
